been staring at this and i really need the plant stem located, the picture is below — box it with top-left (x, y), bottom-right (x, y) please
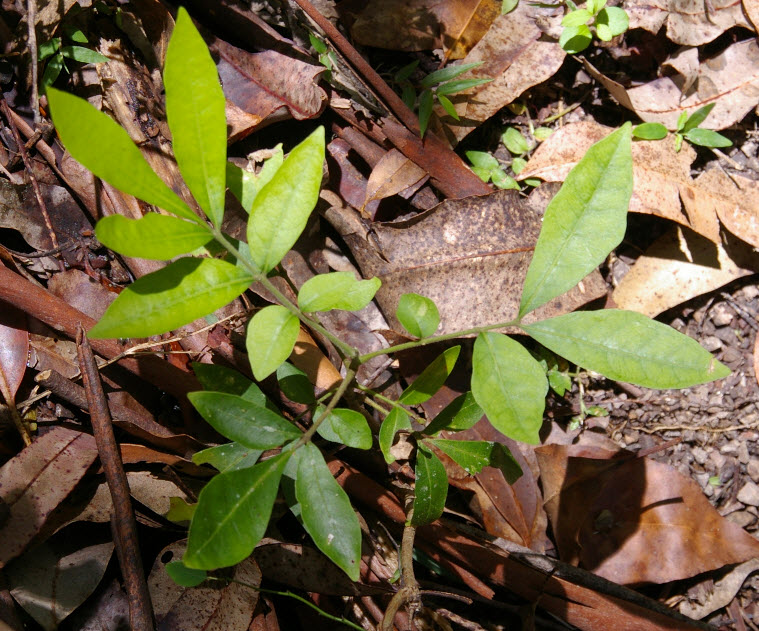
top-left (296, 364), bottom-right (358, 448)
top-left (359, 318), bottom-right (521, 363)
top-left (381, 507), bottom-right (420, 631)
top-left (358, 385), bottom-right (425, 423)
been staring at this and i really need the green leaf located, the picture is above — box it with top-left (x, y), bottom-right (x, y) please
top-left (41, 54), bottom-right (64, 90)
top-left (533, 126), bottom-right (553, 141)
top-left (184, 453), bottom-right (288, 569)
top-left (38, 38), bottom-right (61, 61)
top-left (94, 214), bottom-right (212, 260)
top-left (519, 123), bottom-right (632, 317)
top-left (396, 293), bottom-right (440, 338)
top-left (166, 561), bottom-right (207, 587)
top-left (189, 391), bottom-right (301, 448)
top-left (427, 439), bottom-right (492, 475)
top-left (562, 9), bottom-right (593, 26)
top-left (502, 127), bottom-right (530, 155)
top-left (309, 33), bottom-right (328, 54)
top-left (596, 6), bottom-right (628, 36)
top-left (276, 362), bottom-right (315, 404)
top-left (502, 0), bottom-right (519, 14)
top-left (247, 127), bottom-right (325, 272)
top-left (166, 497), bottom-right (197, 523)
top-left (547, 369), bottom-right (572, 396)
top-left (595, 22), bottom-right (612, 41)
top-left (192, 442), bottom-right (263, 472)
top-left (682, 103), bottom-right (715, 133)
top-left (226, 147), bottom-right (284, 213)
top-left (424, 391), bottom-right (483, 435)
top-left (379, 407), bottom-right (412, 463)
top-left (399, 346), bottom-right (460, 405)
top-left (466, 150), bottom-right (499, 171)
top-left (559, 24), bottom-right (592, 53)
top-left (586, 0), bottom-right (607, 14)
top-left (684, 128), bottom-right (732, 148)
top-left (511, 157), bottom-right (528, 174)
top-left (395, 60), bottom-right (419, 82)
top-left (472, 166), bottom-right (493, 182)
top-left (632, 122), bottom-right (668, 140)
top-left (437, 94), bottom-right (459, 120)
top-left (418, 88), bottom-right (434, 138)
top-left (522, 310), bottom-right (730, 389)
top-left (676, 111), bottom-right (689, 132)
top-left (419, 62), bottom-right (484, 88)
top-left (491, 169), bottom-right (520, 190)
top-left (316, 407), bottom-right (372, 449)
top-left (164, 7), bottom-right (227, 227)
top-left (411, 443), bottom-right (448, 525)
top-left (192, 363), bottom-right (268, 406)
top-left (472, 332), bottom-right (547, 444)
top-left (89, 258), bottom-right (253, 338)
top-left (46, 88), bottom-right (196, 221)
top-left (296, 443), bottom-right (362, 581)
top-left (247, 305), bottom-right (300, 381)
top-left (490, 443), bottom-right (523, 484)
top-left (402, 84), bottom-right (417, 109)
top-left (435, 78), bottom-right (492, 96)
top-left (60, 45), bottom-right (109, 64)
top-left (298, 272), bottom-right (381, 312)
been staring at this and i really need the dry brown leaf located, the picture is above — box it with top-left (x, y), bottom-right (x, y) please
top-left (48, 270), bottom-right (116, 321)
top-left (0, 304), bottom-right (28, 404)
top-left (362, 149), bottom-right (428, 212)
top-left (536, 443), bottom-right (759, 584)
top-left (439, 2), bottom-right (566, 143)
top-left (613, 228), bottom-right (758, 317)
top-left (0, 427), bottom-right (98, 568)
top-left (350, 0), bottom-right (500, 59)
top-left (585, 40), bottom-right (759, 130)
top-left (624, 0), bottom-right (753, 45)
top-left (324, 189), bottom-right (606, 336)
top-left (745, 0), bottom-right (759, 29)
top-left (679, 558), bottom-right (759, 619)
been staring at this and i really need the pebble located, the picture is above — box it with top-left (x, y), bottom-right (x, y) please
top-left (739, 441), bottom-right (751, 465)
top-left (721, 347), bottom-right (743, 364)
top-left (692, 446), bottom-right (709, 465)
top-left (701, 336), bottom-right (723, 352)
top-left (711, 303), bottom-right (734, 327)
top-left (721, 439), bottom-right (741, 455)
top-left (741, 285), bottom-right (759, 300)
top-left (747, 459), bottom-right (759, 483)
top-left (710, 451), bottom-right (727, 469)
top-left (727, 510), bottom-right (757, 529)
top-left (737, 481), bottom-right (759, 507)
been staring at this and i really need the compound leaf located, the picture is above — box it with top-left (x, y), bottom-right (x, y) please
top-left (298, 272), bottom-right (381, 312)
top-left (411, 443), bottom-right (448, 525)
top-left (247, 305), bottom-right (300, 381)
top-left (399, 346), bottom-right (460, 405)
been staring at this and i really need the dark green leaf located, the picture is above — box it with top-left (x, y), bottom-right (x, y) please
top-left (419, 62), bottom-right (484, 88)
top-left (396, 293), bottom-right (440, 338)
top-left (379, 408), bottom-right (411, 463)
top-left (402, 84), bottom-right (417, 109)
top-left (399, 346), bottom-right (460, 405)
top-left (418, 89), bottom-right (434, 138)
top-left (192, 363), bottom-right (268, 406)
top-left (437, 94), bottom-right (459, 120)
top-left (309, 33), bottom-right (328, 54)
top-left (395, 60), bottom-right (419, 82)
top-left (632, 122), bottom-right (668, 140)
top-left (192, 442), bottom-right (263, 472)
top-left (184, 453), bottom-right (288, 569)
top-left (188, 391), bottom-right (301, 448)
top-left (89, 258), bottom-right (253, 338)
top-left (246, 305), bottom-right (300, 381)
top-left (423, 392), bottom-right (483, 435)
top-left (38, 38), bottom-right (61, 61)
top-left (427, 439), bottom-right (492, 475)
top-left (684, 128), bottom-right (732, 148)
top-left (490, 443), bottom-right (523, 484)
top-left (166, 561), bottom-right (207, 587)
top-left (519, 123), bottom-right (632, 316)
top-left (435, 78), bottom-right (492, 96)
top-left (316, 407), bottom-right (372, 449)
top-left (41, 54), bottom-right (64, 90)
top-left (472, 332), bottom-right (547, 444)
top-left (296, 443), bottom-right (362, 581)
top-left (298, 272), bottom-right (381, 312)
top-left (277, 362), bottom-right (315, 404)
top-left (411, 443), bottom-right (448, 525)
top-left (164, 7), bottom-right (227, 227)
top-left (522, 310), bottom-right (730, 388)
top-left (682, 103), bottom-right (715, 133)
top-left (60, 45), bottom-right (109, 64)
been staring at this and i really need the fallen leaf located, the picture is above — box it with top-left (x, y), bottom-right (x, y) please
top-left (612, 228), bottom-right (759, 317)
top-left (125, 470), bottom-right (191, 517)
top-left (350, 0), bottom-right (500, 60)
top-left (0, 302), bottom-right (28, 404)
top-left (325, 189), bottom-right (607, 336)
top-left (0, 427), bottom-right (98, 568)
top-left (536, 443), bottom-right (759, 584)
top-left (48, 270), bottom-right (116, 321)
top-left (148, 540), bottom-right (260, 630)
top-left (439, 3), bottom-right (565, 143)
top-left (362, 149), bottom-right (428, 214)
top-left (745, 0), bottom-right (759, 29)
top-left (624, 0), bottom-right (754, 45)
top-left (679, 558), bottom-right (759, 619)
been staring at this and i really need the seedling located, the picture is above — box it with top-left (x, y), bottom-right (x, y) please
top-left (466, 150), bottom-right (519, 189)
top-left (46, 9), bottom-right (729, 623)
top-left (560, 0), bottom-right (629, 54)
top-left (632, 104), bottom-right (731, 152)
top-left (309, 33), bottom-right (337, 80)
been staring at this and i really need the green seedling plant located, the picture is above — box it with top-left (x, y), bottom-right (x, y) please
top-left (560, 0), bottom-right (629, 53)
top-left (632, 104), bottom-right (732, 152)
top-left (47, 7), bottom-right (730, 620)
top-left (465, 150), bottom-right (519, 189)
top-left (394, 61), bottom-right (492, 137)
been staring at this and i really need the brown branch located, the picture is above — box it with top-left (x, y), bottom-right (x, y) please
top-left (77, 327), bottom-right (155, 631)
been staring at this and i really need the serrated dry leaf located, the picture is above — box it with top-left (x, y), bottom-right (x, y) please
top-left (537, 443), bottom-right (759, 584)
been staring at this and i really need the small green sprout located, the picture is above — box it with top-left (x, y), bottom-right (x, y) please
top-left (632, 104), bottom-right (732, 152)
top-left (560, 0), bottom-right (629, 54)
top-left (309, 33), bottom-right (337, 80)
top-left (39, 29), bottom-right (109, 92)
top-left (466, 151), bottom-right (519, 189)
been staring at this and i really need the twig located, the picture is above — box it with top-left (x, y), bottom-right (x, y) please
top-left (381, 507), bottom-right (421, 631)
top-left (27, 0), bottom-right (39, 124)
top-left (77, 326), bottom-right (155, 631)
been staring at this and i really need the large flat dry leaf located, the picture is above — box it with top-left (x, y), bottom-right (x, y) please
top-left (350, 0), bottom-right (500, 60)
top-left (0, 303), bottom-right (28, 403)
top-left (537, 443), bottom-right (759, 584)
top-left (324, 189), bottom-right (606, 336)
top-left (612, 228), bottom-right (758, 317)
top-left (439, 3), bottom-right (566, 143)
top-left (624, 0), bottom-right (753, 45)
top-left (0, 427), bottom-right (98, 568)
top-left (585, 40), bottom-right (759, 130)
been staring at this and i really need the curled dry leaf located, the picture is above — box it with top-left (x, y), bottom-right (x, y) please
top-left (148, 540), bottom-right (260, 630)
top-left (584, 40), bottom-right (759, 130)
top-left (362, 149), bottom-right (428, 213)
top-left (0, 302), bottom-right (28, 404)
top-left (623, 0), bottom-right (753, 45)
top-left (679, 557), bottom-right (759, 619)
top-left (0, 427), bottom-right (98, 568)
top-left (536, 443), bottom-right (759, 585)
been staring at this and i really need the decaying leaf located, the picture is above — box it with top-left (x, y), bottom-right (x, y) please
top-left (537, 444), bottom-right (759, 584)
top-left (0, 303), bottom-right (28, 404)
top-left (679, 558), bottom-right (759, 619)
top-left (362, 149), bottom-right (428, 213)
top-left (324, 189), bottom-right (606, 336)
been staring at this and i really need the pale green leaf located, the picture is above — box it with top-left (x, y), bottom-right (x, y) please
top-left (399, 346), bottom-right (460, 405)
top-left (396, 293), bottom-right (440, 338)
top-left (502, 0), bottom-right (519, 12)
top-left (316, 407), bottom-right (372, 449)
top-left (472, 332), bottom-right (547, 444)
top-left (411, 443), bottom-right (448, 525)
top-left (682, 103), bottom-right (715, 133)
top-left (95, 214), bottom-right (212, 260)
top-left (226, 146), bottom-right (283, 213)
top-left (423, 392), bottom-right (483, 435)
top-left (427, 439), bottom-right (492, 475)
top-left (277, 362), bottom-right (315, 404)
top-left (46, 88), bottom-right (196, 221)
top-left (164, 7), bottom-right (227, 227)
top-left (684, 128), bottom-right (732, 148)
top-left (466, 150), bottom-right (499, 171)
top-left (166, 497), bottom-right (196, 524)
top-left (298, 272), bottom-right (381, 312)
top-left (188, 391), bottom-right (301, 448)
top-left (492, 169), bottom-right (520, 190)
top-left (562, 9), bottom-right (593, 26)
top-left (511, 157), bottom-right (528, 174)
top-left (184, 453), bottom-right (288, 569)
top-left (296, 443), bottom-right (362, 580)
top-left (596, 23), bottom-right (612, 41)
top-left (596, 6), bottom-right (628, 36)
top-left (379, 408), bottom-right (411, 463)
top-left (89, 258), bottom-right (253, 338)
top-left (192, 442), bottom-right (262, 472)
top-left (437, 94), bottom-right (459, 120)
top-left (502, 127), bottom-right (530, 155)
top-left (559, 24), bottom-right (592, 53)
top-left (533, 127), bottom-right (553, 141)
top-left (246, 305), bottom-right (300, 381)
top-left (522, 310), bottom-right (730, 389)
top-left (676, 111), bottom-right (689, 132)
top-left (519, 123), bottom-right (632, 317)
top-left (247, 127), bottom-right (325, 272)
top-left (632, 122), bottom-right (667, 140)
top-left (166, 561), bottom-right (206, 587)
